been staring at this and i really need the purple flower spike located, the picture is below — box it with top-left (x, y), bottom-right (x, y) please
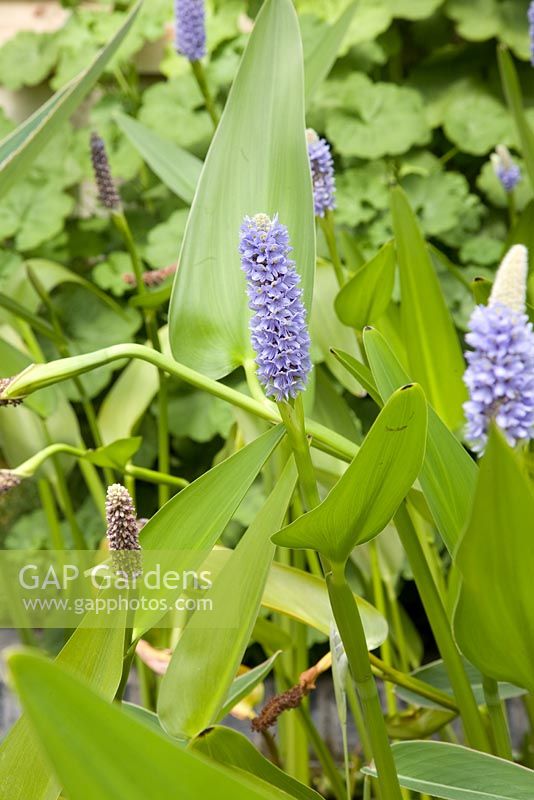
top-left (306, 129), bottom-right (336, 217)
top-left (529, 2), bottom-right (534, 65)
top-left (175, 0), bottom-right (206, 62)
top-left (463, 245), bottom-right (534, 453)
top-left (239, 214), bottom-right (312, 402)
top-left (491, 145), bottom-right (521, 193)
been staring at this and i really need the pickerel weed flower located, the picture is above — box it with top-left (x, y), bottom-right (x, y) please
top-left (106, 484), bottom-right (142, 579)
top-left (529, 2), bottom-right (534, 65)
top-left (463, 244), bottom-right (534, 452)
top-left (306, 129), bottom-right (336, 217)
top-left (239, 214), bottom-right (312, 402)
top-left (90, 133), bottom-right (121, 212)
top-left (174, 0), bottom-right (206, 62)
top-left (0, 377), bottom-right (22, 408)
top-left (0, 470), bottom-right (21, 496)
top-left (491, 145), bottom-right (521, 193)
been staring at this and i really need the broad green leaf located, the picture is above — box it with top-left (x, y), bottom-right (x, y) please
top-left (443, 90), bottom-right (511, 156)
top-left (498, 46), bottom-right (534, 192)
top-left (134, 426), bottom-right (285, 635)
top-left (330, 349), bottom-right (382, 406)
top-left (390, 186), bottom-right (466, 430)
top-left (84, 437), bottom-right (142, 469)
top-left (169, 0), bottom-right (315, 378)
top-left (192, 726), bottom-right (322, 800)
top-left (158, 461), bottom-right (297, 739)
top-left (303, 2), bottom-right (357, 104)
top-left (218, 653), bottom-right (281, 721)
top-left (0, 621), bottom-right (125, 800)
top-left (0, 2), bottom-right (142, 194)
top-left (396, 658), bottom-right (526, 710)
top-left (363, 327), bottom-right (476, 553)
top-left (116, 113), bottom-right (202, 205)
top-left (9, 652), bottom-right (297, 800)
top-left (364, 740), bottom-right (534, 799)
top-left (453, 427), bottom-right (534, 693)
top-left (272, 385), bottom-right (427, 562)
top-left (334, 241), bottom-right (396, 330)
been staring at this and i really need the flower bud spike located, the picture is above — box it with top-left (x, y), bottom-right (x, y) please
top-left (0, 377), bottom-right (22, 408)
top-left (174, 0), bottom-right (206, 62)
top-left (105, 484), bottom-right (142, 580)
top-left (306, 128), bottom-right (336, 218)
top-left (90, 132), bottom-right (121, 212)
top-left (529, 2), bottom-right (534, 65)
top-left (239, 214), bottom-right (312, 402)
top-left (489, 244), bottom-right (528, 314)
top-left (0, 470), bottom-right (22, 496)
top-left (491, 145), bottom-right (521, 193)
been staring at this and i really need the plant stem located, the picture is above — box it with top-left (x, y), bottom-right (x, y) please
top-left (369, 541), bottom-right (397, 715)
top-left (37, 478), bottom-right (65, 550)
top-left (483, 675), bottom-right (513, 759)
top-left (507, 190), bottom-right (516, 228)
top-left (3, 343), bottom-right (359, 462)
top-left (385, 579), bottom-right (409, 673)
top-left (113, 211), bottom-right (170, 505)
top-left (320, 210), bottom-right (345, 287)
top-left (278, 396), bottom-right (321, 511)
top-left (346, 676), bottom-right (373, 762)
top-left (327, 561), bottom-right (403, 800)
top-left (369, 653), bottom-right (457, 712)
top-left (394, 504), bottom-right (491, 751)
top-left (191, 59), bottom-right (219, 127)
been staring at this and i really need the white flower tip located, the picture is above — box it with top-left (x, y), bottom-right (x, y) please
top-left (489, 244), bottom-right (529, 313)
top-left (306, 128), bottom-right (319, 145)
top-left (253, 213), bottom-right (272, 231)
top-left (495, 144), bottom-right (512, 167)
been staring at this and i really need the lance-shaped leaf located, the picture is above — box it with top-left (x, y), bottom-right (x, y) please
top-left (272, 384), bottom-right (427, 562)
top-left (8, 652), bottom-right (299, 800)
top-left (169, 0), bottom-right (315, 378)
top-left (453, 427), bottom-right (534, 693)
top-left (303, 2), bottom-right (357, 105)
top-left (134, 425), bottom-right (285, 636)
top-left (363, 327), bottom-right (477, 554)
top-left (158, 460), bottom-right (297, 739)
top-left (498, 46), bottom-right (534, 192)
top-left (334, 240), bottom-right (396, 331)
top-left (364, 740), bottom-right (534, 799)
top-left (391, 186), bottom-right (466, 431)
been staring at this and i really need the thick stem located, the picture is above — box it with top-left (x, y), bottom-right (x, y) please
top-left (394, 504), bottom-right (491, 752)
top-left (37, 478), bottom-right (65, 550)
top-left (483, 675), bottom-right (513, 759)
top-left (326, 561), bottom-right (403, 800)
top-left (191, 59), bottom-right (219, 127)
top-left (369, 653), bottom-right (457, 712)
top-left (320, 211), bottom-right (345, 287)
top-left (369, 542), bottom-right (397, 715)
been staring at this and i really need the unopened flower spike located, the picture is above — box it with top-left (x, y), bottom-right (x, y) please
top-left (106, 484), bottom-right (142, 579)
top-left (463, 244), bottom-right (534, 453)
top-left (0, 470), bottom-right (22, 496)
top-left (0, 377), bottom-right (22, 408)
top-left (174, 0), bottom-right (206, 62)
top-left (239, 214), bottom-right (312, 402)
top-left (306, 129), bottom-right (336, 218)
top-left (491, 145), bottom-right (521, 193)
top-left (90, 132), bottom-right (121, 212)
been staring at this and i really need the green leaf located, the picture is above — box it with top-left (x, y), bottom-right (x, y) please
top-left (385, 707), bottom-right (456, 740)
top-left (363, 327), bottom-right (476, 553)
top-left (134, 426), bottom-right (285, 636)
top-left (158, 460), bottom-right (297, 739)
top-left (272, 385), bottom-right (427, 562)
top-left (0, 623), bottom-right (125, 800)
top-left (390, 186), bottom-right (466, 430)
top-left (218, 653), bottom-right (281, 721)
top-left (0, 1), bottom-right (142, 194)
top-left (169, 0), bottom-right (315, 378)
top-left (303, 2), bottom-right (357, 104)
top-left (116, 113), bottom-right (202, 205)
top-left (192, 726), bottom-right (323, 800)
top-left (396, 658), bottom-right (526, 710)
top-left (168, 390), bottom-right (234, 443)
top-left (453, 427), bottom-right (534, 693)
top-left (0, 31), bottom-right (59, 91)
top-left (329, 349), bottom-right (383, 406)
top-left (85, 437), bottom-right (142, 469)
top-left (334, 241), bottom-right (396, 330)
top-left (443, 90), bottom-right (511, 156)
top-left (364, 740), bottom-right (534, 799)
top-left (8, 652), bottom-right (297, 800)
top-left (498, 46), bottom-right (534, 192)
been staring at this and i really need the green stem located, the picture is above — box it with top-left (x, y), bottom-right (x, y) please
top-left (483, 675), bottom-right (513, 759)
top-left (320, 210), bottom-right (345, 287)
top-left (394, 504), bottom-right (490, 751)
top-left (37, 478), bottom-right (65, 550)
top-left (326, 561), bottom-right (403, 800)
top-left (507, 190), bottom-right (516, 228)
top-left (3, 343), bottom-right (358, 462)
top-left (369, 653), bottom-right (457, 712)
top-left (277, 396), bottom-right (321, 511)
top-left (191, 59), bottom-right (219, 127)
top-left (385, 579), bottom-right (409, 673)
top-left (50, 453), bottom-right (85, 549)
top-left (346, 676), bottom-right (373, 762)
top-left (369, 541), bottom-right (397, 715)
